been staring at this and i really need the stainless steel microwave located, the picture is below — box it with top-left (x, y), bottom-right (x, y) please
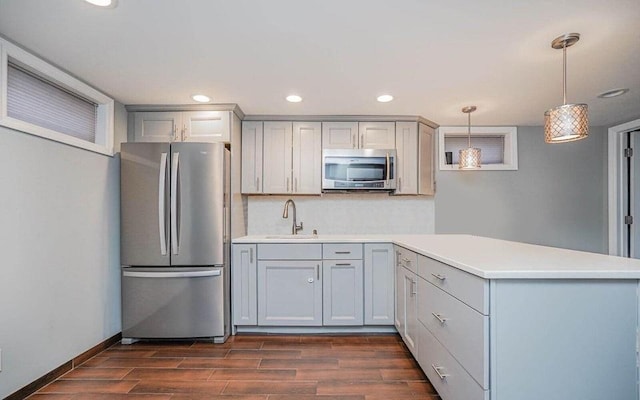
top-left (322, 149), bottom-right (396, 191)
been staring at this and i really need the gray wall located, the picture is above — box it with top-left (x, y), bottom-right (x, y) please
top-left (0, 104), bottom-right (126, 397)
top-left (435, 126), bottom-right (608, 253)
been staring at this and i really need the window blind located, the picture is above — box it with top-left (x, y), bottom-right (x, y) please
top-left (444, 136), bottom-right (505, 164)
top-left (7, 63), bottom-right (97, 143)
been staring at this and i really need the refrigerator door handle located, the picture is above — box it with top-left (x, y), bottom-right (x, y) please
top-left (171, 152), bottom-right (180, 255)
top-left (158, 152), bottom-right (168, 256)
top-left (123, 269), bottom-right (222, 278)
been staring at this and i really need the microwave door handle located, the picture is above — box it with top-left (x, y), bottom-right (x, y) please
top-left (386, 152), bottom-right (390, 186)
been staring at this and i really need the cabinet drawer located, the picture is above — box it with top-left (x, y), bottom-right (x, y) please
top-left (323, 243), bottom-right (363, 259)
top-left (417, 255), bottom-right (487, 314)
top-left (418, 277), bottom-right (488, 389)
top-left (418, 324), bottom-right (489, 400)
top-left (395, 245), bottom-right (417, 274)
top-left (257, 244), bottom-right (322, 260)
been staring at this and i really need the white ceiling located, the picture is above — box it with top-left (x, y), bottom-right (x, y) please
top-left (0, 0), bottom-right (638, 126)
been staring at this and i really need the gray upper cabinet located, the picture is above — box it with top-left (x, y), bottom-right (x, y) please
top-left (292, 122), bottom-right (322, 194)
top-left (241, 121), bottom-right (263, 194)
top-left (321, 122), bottom-right (359, 149)
top-left (322, 121), bottom-right (395, 149)
top-left (182, 111), bottom-right (230, 142)
top-left (133, 112), bottom-right (182, 143)
top-left (256, 121), bottom-right (321, 195)
top-left (262, 121), bottom-right (293, 194)
top-left (358, 122), bottom-right (396, 149)
top-left (395, 122), bottom-right (435, 195)
top-left (132, 111), bottom-right (231, 143)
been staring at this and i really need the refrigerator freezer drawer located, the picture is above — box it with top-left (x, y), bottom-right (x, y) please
top-left (122, 267), bottom-right (226, 339)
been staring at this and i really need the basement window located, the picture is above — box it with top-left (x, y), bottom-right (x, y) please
top-left (438, 126), bottom-right (518, 170)
top-left (0, 38), bottom-right (114, 156)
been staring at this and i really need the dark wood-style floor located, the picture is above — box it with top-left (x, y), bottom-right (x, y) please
top-left (28, 334), bottom-right (440, 399)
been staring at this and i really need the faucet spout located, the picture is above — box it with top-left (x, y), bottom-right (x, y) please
top-left (282, 199), bottom-right (303, 235)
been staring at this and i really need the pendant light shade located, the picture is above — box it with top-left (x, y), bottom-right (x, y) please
top-left (544, 33), bottom-right (589, 143)
top-left (459, 106), bottom-right (481, 169)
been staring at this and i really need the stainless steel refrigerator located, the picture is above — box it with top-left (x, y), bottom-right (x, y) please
top-left (120, 142), bottom-right (230, 343)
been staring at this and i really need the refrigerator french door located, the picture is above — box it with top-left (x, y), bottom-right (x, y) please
top-left (120, 142), bottom-right (230, 343)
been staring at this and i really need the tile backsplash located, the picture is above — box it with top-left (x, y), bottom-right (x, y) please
top-left (247, 193), bottom-right (434, 235)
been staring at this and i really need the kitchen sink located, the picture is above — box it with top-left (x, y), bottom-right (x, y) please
top-left (264, 234), bottom-right (319, 239)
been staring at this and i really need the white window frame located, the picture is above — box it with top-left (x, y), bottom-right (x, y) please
top-left (438, 126), bottom-right (518, 171)
top-left (0, 38), bottom-right (114, 156)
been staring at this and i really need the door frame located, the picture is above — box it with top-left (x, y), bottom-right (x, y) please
top-left (608, 118), bottom-right (640, 256)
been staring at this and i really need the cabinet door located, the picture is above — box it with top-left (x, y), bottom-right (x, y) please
top-left (323, 260), bottom-right (364, 326)
top-left (395, 122), bottom-right (418, 195)
top-left (404, 268), bottom-right (418, 356)
top-left (395, 257), bottom-right (405, 337)
top-left (262, 122), bottom-right (293, 193)
top-left (322, 122), bottom-right (359, 149)
top-left (232, 244), bottom-right (257, 325)
top-left (133, 112), bottom-right (181, 142)
top-left (358, 122), bottom-right (396, 149)
top-left (182, 111), bottom-right (230, 143)
top-left (364, 243), bottom-right (395, 325)
top-left (241, 121), bottom-right (263, 194)
top-left (418, 123), bottom-right (435, 195)
top-left (257, 260), bottom-right (322, 326)
top-left (292, 122), bottom-right (322, 194)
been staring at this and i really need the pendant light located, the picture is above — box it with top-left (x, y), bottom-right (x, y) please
top-left (459, 106), bottom-right (481, 169)
top-left (544, 33), bottom-right (589, 143)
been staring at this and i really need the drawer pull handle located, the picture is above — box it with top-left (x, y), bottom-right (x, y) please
top-left (335, 263), bottom-right (352, 266)
top-left (432, 312), bottom-right (447, 324)
top-left (431, 273), bottom-right (446, 281)
top-left (402, 257), bottom-right (411, 264)
top-left (431, 364), bottom-right (449, 380)
top-left (335, 251), bottom-right (351, 254)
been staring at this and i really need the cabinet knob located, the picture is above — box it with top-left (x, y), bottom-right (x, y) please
top-left (307, 277), bottom-right (314, 283)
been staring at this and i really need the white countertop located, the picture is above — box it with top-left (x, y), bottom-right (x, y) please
top-left (233, 234), bottom-right (640, 279)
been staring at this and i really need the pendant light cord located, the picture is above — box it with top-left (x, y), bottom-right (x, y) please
top-left (467, 111), bottom-right (471, 148)
top-left (563, 43), bottom-right (567, 105)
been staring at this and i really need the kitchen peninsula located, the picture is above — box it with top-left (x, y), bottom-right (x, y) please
top-left (232, 234), bottom-right (640, 400)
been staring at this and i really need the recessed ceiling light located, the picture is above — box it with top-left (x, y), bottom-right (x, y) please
top-left (598, 88), bottom-right (629, 99)
top-left (191, 94), bottom-right (211, 103)
top-left (85, 0), bottom-right (116, 7)
top-left (286, 95), bottom-right (302, 103)
top-left (377, 95), bottom-right (394, 103)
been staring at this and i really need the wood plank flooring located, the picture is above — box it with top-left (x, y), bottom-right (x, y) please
top-left (28, 334), bottom-right (440, 399)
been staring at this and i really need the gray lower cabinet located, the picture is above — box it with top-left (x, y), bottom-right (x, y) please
top-left (322, 260), bottom-right (363, 325)
top-left (232, 242), bottom-right (394, 328)
top-left (395, 245), bottom-right (418, 356)
top-left (257, 260), bottom-right (323, 326)
top-left (231, 244), bottom-right (257, 325)
top-left (364, 243), bottom-right (395, 325)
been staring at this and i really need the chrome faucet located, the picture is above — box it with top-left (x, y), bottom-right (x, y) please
top-left (282, 199), bottom-right (303, 235)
